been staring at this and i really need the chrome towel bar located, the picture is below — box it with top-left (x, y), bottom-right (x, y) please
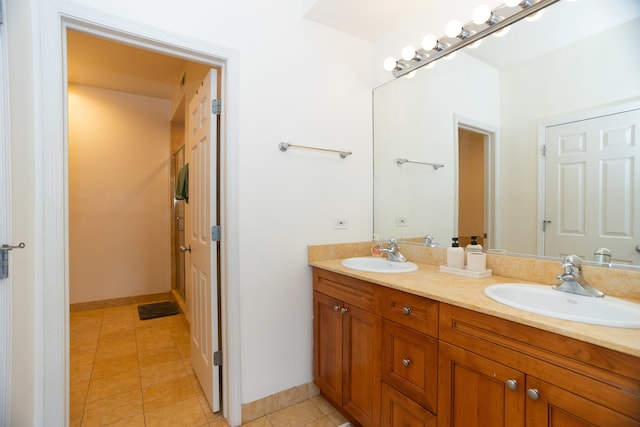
top-left (396, 158), bottom-right (444, 170)
top-left (279, 142), bottom-right (352, 159)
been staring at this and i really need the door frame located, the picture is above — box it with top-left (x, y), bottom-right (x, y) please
top-left (38, 2), bottom-right (241, 425)
top-left (536, 99), bottom-right (640, 257)
top-left (453, 115), bottom-right (499, 250)
top-left (0, 0), bottom-right (12, 421)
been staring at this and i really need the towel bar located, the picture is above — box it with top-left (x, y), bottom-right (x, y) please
top-left (279, 142), bottom-right (352, 159)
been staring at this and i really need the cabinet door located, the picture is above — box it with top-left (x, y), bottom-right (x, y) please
top-left (438, 341), bottom-right (525, 427)
top-left (525, 376), bottom-right (640, 427)
top-left (343, 303), bottom-right (382, 427)
top-left (313, 291), bottom-right (344, 406)
top-left (382, 319), bottom-right (438, 412)
top-left (381, 383), bottom-right (437, 427)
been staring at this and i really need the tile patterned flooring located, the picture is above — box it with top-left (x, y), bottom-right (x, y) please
top-left (70, 304), bottom-right (349, 426)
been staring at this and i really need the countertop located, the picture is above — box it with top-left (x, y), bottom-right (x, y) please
top-left (309, 258), bottom-right (640, 358)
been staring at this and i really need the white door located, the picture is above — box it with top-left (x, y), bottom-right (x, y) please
top-left (186, 69), bottom-right (220, 411)
top-left (544, 109), bottom-right (640, 265)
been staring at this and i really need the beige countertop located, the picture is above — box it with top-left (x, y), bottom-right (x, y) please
top-left (309, 258), bottom-right (640, 358)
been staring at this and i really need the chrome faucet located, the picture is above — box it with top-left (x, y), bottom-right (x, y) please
top-left (553, 255), bottom-right (604, 298)
top-left (423, 235), bottom-right (438, 247)
top-left (378, 238), bottom-right (407, 262)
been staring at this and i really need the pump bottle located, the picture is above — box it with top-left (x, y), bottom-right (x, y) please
top-left (447, 237), bottom-right (465, 269)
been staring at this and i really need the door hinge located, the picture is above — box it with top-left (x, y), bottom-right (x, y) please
top-left (211, 225), bottom-right (221, 242)
top-left (213, 350), bottom-right (223, 366)
top-left (212, 99), bottom-right (221, 115)
top-left (542, 145), bottom-right (547, 157)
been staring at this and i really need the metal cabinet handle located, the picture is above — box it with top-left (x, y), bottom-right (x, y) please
top-left (506, 379), bottom-right (518, 391)
top-left (527, 388), bottom-right (540, 400)
top-left (179, 245), bottom-right (191, 253)
top-left (402, 359), bottom-right (411, 367)
top-left (333, 305), bottom-right (341, 311)
top-left (341, 307), bottom-right (348, 314)
top-left (402, 306), bottom-right (412, 315)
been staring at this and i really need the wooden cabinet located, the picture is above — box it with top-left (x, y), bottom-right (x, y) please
top-left (313, 269), bottom-right (382, 427)
top-left (313, 268), bottom-right (640, 427)
top-left (438, 303), bottom-right (640, 427)
top-left (380, 286), bottom-right (439, 418)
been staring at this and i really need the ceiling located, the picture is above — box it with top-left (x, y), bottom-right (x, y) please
top-left (303, 0), bottom-right (435, 41)
top-left (67, 30), bottom-right (188, 100)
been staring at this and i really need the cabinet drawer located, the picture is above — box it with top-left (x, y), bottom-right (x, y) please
top-left (382, 319), bottom-right (438, 413)
top-left (313, 268), bottom-right (381, 314)
top-left (381, 287), bottom-right (438, 337)
top-left (381, 383), bottom-right (436, 427)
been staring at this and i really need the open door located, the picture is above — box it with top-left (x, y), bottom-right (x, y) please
top-left (185, 69), bottom-right (220, 411)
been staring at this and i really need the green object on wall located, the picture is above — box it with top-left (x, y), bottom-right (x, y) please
top-left (175, 163), bottom-right (189, 201)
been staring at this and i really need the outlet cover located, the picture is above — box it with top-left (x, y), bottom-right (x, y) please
top-left (333, 217), bottom-right (349, 229)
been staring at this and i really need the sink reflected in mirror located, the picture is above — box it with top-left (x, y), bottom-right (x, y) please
top-left (484, 284), bottom-right (640, 328)
top-left (341, 257), bottom-right (418, 273)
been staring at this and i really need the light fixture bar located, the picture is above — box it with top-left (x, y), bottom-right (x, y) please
top-left (392, 0), bottom-right (561, 78)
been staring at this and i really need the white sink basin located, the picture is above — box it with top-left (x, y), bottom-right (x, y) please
top-left (484, 284), bottom-right (640, 328)
top-left (341, 257), bottom-right (418, 273)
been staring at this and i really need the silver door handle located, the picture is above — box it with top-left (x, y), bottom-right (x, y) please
top-left (1, 242), bottom-right (25, 252)
top-left (179, 245), bottom-right (191, 253)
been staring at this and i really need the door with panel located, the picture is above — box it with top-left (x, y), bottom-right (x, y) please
top-left (544, 108), bottom-right (640, 264)
top-left (438, 341), bottom-right (525, 427)
top-left (186, 69), bottom-right (220, 411)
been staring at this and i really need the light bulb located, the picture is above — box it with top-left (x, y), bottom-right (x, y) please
top-left (493, 26), bottom-right (510, 37)
top-left (525, 10), bottom-right (545, 21)
top-left (467, 40), bottom-right (482, 49)
top-left (405, 70), bottom-right (417, 79)
top-left (421, 34), bottom-right (438, 50)
top-left (472, 5), bottom-right (493, 25)
top-left (401, 45), bottom-right (416, 61)
top-left (445, 20), bottom-right (463, 38)
top-left (383, 57), bottom-right (397, 72)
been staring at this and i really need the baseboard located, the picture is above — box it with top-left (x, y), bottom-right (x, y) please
top-left (241, 382), bottom-right (320, 424)
top-left (69, 292), bottom-right (172, 312)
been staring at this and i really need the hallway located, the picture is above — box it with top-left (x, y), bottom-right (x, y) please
top-left (70, 304), bottom-right (349, 426)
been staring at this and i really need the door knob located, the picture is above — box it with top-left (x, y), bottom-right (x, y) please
top-left (401, 359), bottom-right (411, 367)
top-left (179, 245), bottom-right (191, 253)
top-left (636, 245), bottom-right (640, 253)
top-left (505, 379), bottom-right (517, 391)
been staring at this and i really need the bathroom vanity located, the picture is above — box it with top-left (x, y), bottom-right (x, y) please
top-left (310, 258), bottom-right (640, 427)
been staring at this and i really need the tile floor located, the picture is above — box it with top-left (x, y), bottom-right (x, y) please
top-left (70, 303), bottom-right (349, 426)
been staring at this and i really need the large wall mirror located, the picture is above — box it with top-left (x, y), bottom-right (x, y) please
top-left (374, 0), bottom-right (640, 267)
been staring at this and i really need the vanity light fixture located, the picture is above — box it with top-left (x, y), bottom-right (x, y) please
top-left (383, 0), bottom-right (560, 78)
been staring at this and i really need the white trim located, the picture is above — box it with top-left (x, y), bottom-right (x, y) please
top-left (536, 98), bottom-right (640, 258)
top-left (39, 2), bottom-right (242, 425)
top-left (453, 115), bottom-right (500, 249)
top-left (0, 0), bottom-right (12, 420)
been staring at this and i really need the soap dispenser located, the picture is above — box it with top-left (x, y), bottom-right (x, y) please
top-left (447, 237), bottom-right (465, 269)
top-left (466, 236), bottom-right (483, 253)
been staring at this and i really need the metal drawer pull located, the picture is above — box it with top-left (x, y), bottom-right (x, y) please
top-left (402, 306), bottom-right (412, 315)
top-left (333, 305), bottom-right (341, 311)
top-left (506, 379), bottom-right (517, 391)
top-left (527, 388), bottom-right (540, 400)
top-left (402, 359), bottom-right (411, 367)
top-left (341, 307), bottom-right (348, 314)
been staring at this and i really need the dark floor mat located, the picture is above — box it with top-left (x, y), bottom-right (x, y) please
top-left (137, 301), bottom-right (179, 320)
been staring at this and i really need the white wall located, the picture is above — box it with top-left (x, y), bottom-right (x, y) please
top-left (7, 0), bottom-right (374, 421)
top-left (68, 84), bottom-right (172, 304)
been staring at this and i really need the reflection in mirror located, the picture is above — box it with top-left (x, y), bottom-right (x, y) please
top-left (373, 0), bottom-right (640, 267)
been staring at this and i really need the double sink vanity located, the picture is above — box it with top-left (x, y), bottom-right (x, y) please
top-left (308, 242), bottom-right (640, 427)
